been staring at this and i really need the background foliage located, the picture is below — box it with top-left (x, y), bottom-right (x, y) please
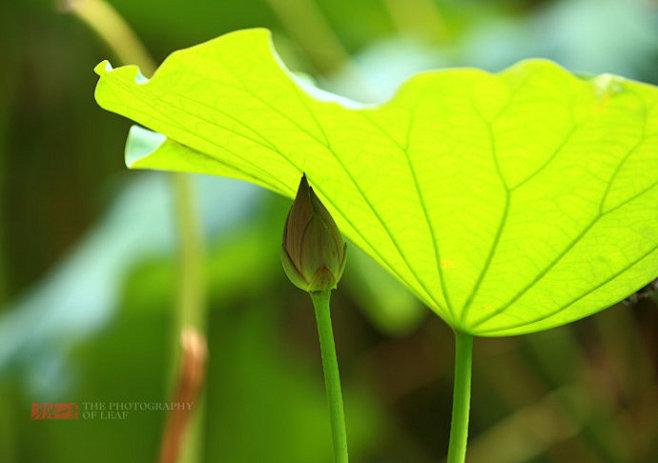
top-left (0, 0), bottom-right (656, 462)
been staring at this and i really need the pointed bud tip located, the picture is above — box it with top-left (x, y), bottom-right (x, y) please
top-left (300, 173), bottom-right (309, 189)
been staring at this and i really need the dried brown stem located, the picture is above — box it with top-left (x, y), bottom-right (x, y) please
top-left (158, 328), bottom-right (208, 463)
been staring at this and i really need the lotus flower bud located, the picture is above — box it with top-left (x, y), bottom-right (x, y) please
top-left (281, 174), bottom-right (346, 293)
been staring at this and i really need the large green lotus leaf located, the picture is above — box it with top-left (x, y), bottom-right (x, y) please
top-left (94, 28), bottom-right (658, 337)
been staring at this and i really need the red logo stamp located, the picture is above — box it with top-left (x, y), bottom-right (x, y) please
top-left (31, 403), bottom-right (79, 420)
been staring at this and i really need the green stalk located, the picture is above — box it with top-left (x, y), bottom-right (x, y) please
top-left (263, 0), bottom-right (349, 73)
top-left (170, 172), bottom-right (206, 463)
top-left (310, 290), bottom-right (349, 463)
top-left (171, 172), bottom-right (206, 333)
top-left (447, 331), bottom-right (473, 463)
top-left (264, 0), bottom-right (374, 100)
top-left (60, 0), bottom-right (156, 75)
top-left (65, 2), bottom-right (206, 461)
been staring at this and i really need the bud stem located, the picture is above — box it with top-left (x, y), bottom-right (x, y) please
top-left (310, 290), bottom-right (349, 463)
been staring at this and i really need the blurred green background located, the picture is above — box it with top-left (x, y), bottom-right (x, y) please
top-left (0, 0), bottom-right (656, 461)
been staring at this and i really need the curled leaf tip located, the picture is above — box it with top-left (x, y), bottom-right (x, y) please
top-left (94, 60), bottom-right (112, 76)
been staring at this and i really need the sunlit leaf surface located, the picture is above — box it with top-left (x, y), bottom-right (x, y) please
top-left (94, 29), bottom-right (658, 336)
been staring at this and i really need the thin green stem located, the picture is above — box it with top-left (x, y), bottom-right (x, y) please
top-left (447, 331), bottom-right (473, 463)
top-left (310, 290), bottom-right (349, 463)
top-left (65, 2), bottom-right (206, 462)
top-left (61, 0), bottom-right (156, 75)
top-left (263, 0), bottom-right (374, 100)
top-left (263, 0), bottom-right (348, 73)
top-left (381, 0), bottom-right (450, 43)
top-left (170, 172), bottom-right (206, 463)
top-left (171, 172), bottom-right (206, 333)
